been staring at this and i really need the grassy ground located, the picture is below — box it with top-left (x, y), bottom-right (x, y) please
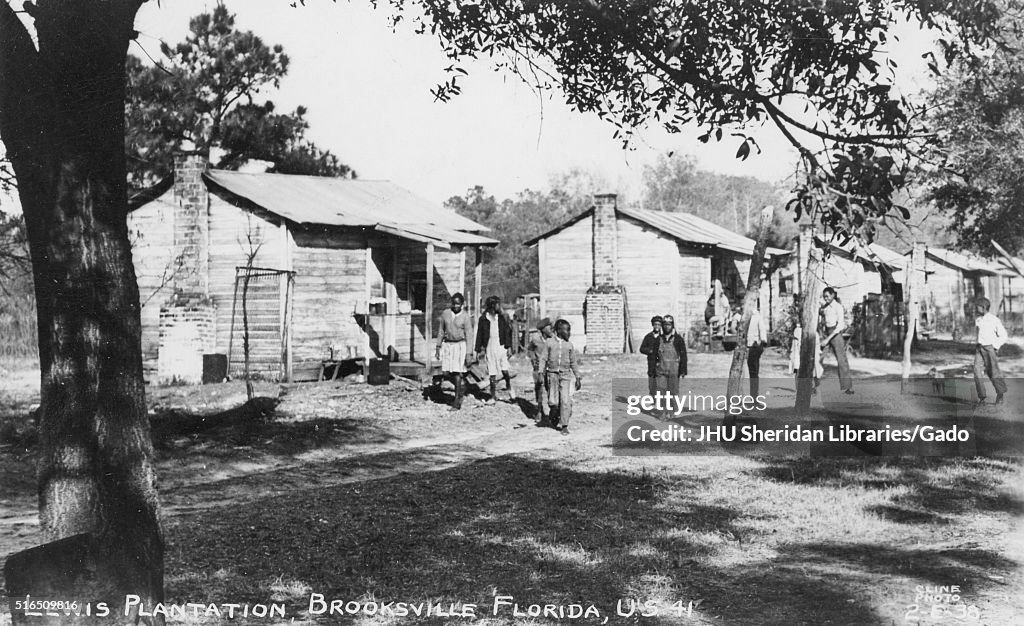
top-left (1, 347), bottom-right (1022, 625)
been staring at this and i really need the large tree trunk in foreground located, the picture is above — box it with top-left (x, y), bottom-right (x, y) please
top-left (724, 205), bottom-right (774, 427)
top-left (0, 1), bottom-right (163, 620)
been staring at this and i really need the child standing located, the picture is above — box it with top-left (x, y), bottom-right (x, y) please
top-left (435, 292), bottom-right (473, 410)
top-left (538, 319), bottom-right (583, 435)
top-left (528, 317), bottom-right (554, 424)
top-left (973, 297), bottom-right (1008, 405)
top-left (639, 315), bottom-right (663, 398)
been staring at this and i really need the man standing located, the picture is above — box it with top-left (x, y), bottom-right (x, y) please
top-left (654, 315), bottom-right (687, 414)
top-left (528, 318), bottom-right (555, 423)
top-left (476, 295), bottom-right (515, 405)
top-left (973, 297), bottom-right (1008, 406)
top-left (435, 293), bottom-right (474, 410)
top-left (639, 316), bottom-right (663, 398)
top-left (820, 287), bottom-right (853, 394)
top-left (747, 308), bottom-right (768, 397)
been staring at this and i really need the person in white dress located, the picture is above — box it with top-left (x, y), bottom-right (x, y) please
top-left (475, 295), bottom-right (515, 405)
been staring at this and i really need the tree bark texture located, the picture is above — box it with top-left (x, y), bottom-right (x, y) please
top-left (0, 0), bottom-right (163, 619)
top-left (902, 242), bottom-right (925, 386)
top-left (795, 245), bottom-right (823, 417)
top-left (724, 206), bottom-right (773, 427)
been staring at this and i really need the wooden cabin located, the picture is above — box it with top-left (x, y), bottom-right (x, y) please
top-left (779, 236), bottom-right (905, 312)
top-left (129, 154), bottom-right (497, 383)
top-left (523, 194), bottom-right (790, 352)
top-left (916, 248), bottom-right (1013, 336)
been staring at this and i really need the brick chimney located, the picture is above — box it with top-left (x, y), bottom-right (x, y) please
top-left (585, 193), bottom-right (625, 353)
top-left (159, 152), bottom-right (215, 384)
top-left (172, 152), bottom-right (210, 296)
top-left (592, 193), bottom-right (618, 286)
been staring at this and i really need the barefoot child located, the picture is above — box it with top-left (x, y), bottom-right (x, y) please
top-left (435, 292), bottom-right (473, 409)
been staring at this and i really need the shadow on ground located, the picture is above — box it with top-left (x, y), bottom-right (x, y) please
top-left (150, 396), bottom-right (396, 458)
top-left (162, 454), bottom-right (1019, 625)
top-left (754, 457), bottom-right (1024, 523)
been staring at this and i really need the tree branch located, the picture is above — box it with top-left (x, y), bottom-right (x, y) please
top-left (579, 0), bottom-right (917, 152)
top-left (0, 0), bottom-right (44, 159)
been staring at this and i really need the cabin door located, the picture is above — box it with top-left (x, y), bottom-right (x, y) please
top-left (369, 246), bottom-right (401, 358)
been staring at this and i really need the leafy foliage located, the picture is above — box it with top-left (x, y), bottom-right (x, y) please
top-left (921, 10), bottom-right (1024, 254)
top-left (371, 0), bottom-right (1004, 241)
top-left (446, 184), bottom-right (585, 301)
top-left (126, 4), bottom-right (353, 189)
top-left (0, 210), bottom-right (29, 294)
top-left (642, 153), bottom-right (789, 231)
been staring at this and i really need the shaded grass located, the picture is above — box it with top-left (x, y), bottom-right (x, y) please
top-left (163, 452), bottom-right (1024, 625)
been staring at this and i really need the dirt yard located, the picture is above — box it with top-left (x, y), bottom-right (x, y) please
top-left (1, 343), bottom-right (1022, 625)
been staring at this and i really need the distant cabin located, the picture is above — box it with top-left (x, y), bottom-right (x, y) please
top-left (129, 154), bottom-right (496, 383)
top-left (778, 235), bottom-right (907, 316)
top-left (915, 248), bottom-right (1017, 335)
top-left (523, 194), bottom-right (790, 352)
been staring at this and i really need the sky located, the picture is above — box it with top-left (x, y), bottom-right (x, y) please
top-left (130, 0), bottom-right (807, 204)
top-left (0, 0), bottom-right (940, 210)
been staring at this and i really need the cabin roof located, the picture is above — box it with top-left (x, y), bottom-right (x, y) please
top-left (523, 205), bottom-right (790, 256)
top-left (923, 248), bottom-right (1006, 275)
top-left (814, 235), bottom-right (904, 270)
top-left (186, 169), bottom-right (498, 248)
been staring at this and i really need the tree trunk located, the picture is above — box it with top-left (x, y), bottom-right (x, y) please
top-left (795, 245), bottom-right (823, 416)
top-left (724, 206), bottom-right (774, 427)
top-left (0, 1), bottom-right (163, 620)
top-left (902, 242), bottom-right (925, 389)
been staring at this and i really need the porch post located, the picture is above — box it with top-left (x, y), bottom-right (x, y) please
top-left (474, 246), bottom-right (483, 317)
top-left (425, 243), bottom-right (435, 372)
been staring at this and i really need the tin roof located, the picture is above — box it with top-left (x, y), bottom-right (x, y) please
top-left (924, 248), bottom-right (1004, 275)
top-left (203, 169), bottom-right (496, 247)
top-left (523, 205), bottom-right (790, 256)
top-left (814, 235), bottom-right (904, 269)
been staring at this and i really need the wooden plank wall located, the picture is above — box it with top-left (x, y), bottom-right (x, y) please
top-left (616, 216), bottom-right (678, 343)
top-left (227, 275), bottom-right (283, 377)
top-left (127, 197), bottom-right (177, 360)
top-left (290, 227), bottom-right (367, 365)
top-left (923, 260), bottom-right (966, 333)
top-left (207, 196), bottom-right (285, 377)
top-left (678, 245), bottom-right (712, 338)
top-left (540, 216), bottom-right (593, 321)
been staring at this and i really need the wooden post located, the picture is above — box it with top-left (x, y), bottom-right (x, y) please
top-left (724, 206), bottom-right (774, 426)
top-left (363, 247), bottom-right (372, 380)
top-left (283, 273), bottom-right (294, 382)
top-left (459, 247), bottom-right (466, 296)
top-left (955, 273), bottom-right (965, 341)
top-left (474, 246), bottom-right (483, 319)
top-left (425, 243), bottom-right (435, 372)
top-left (388, 244), bottom-right (399, 357)
top-left (538, 238), bottom-right (547, 318)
